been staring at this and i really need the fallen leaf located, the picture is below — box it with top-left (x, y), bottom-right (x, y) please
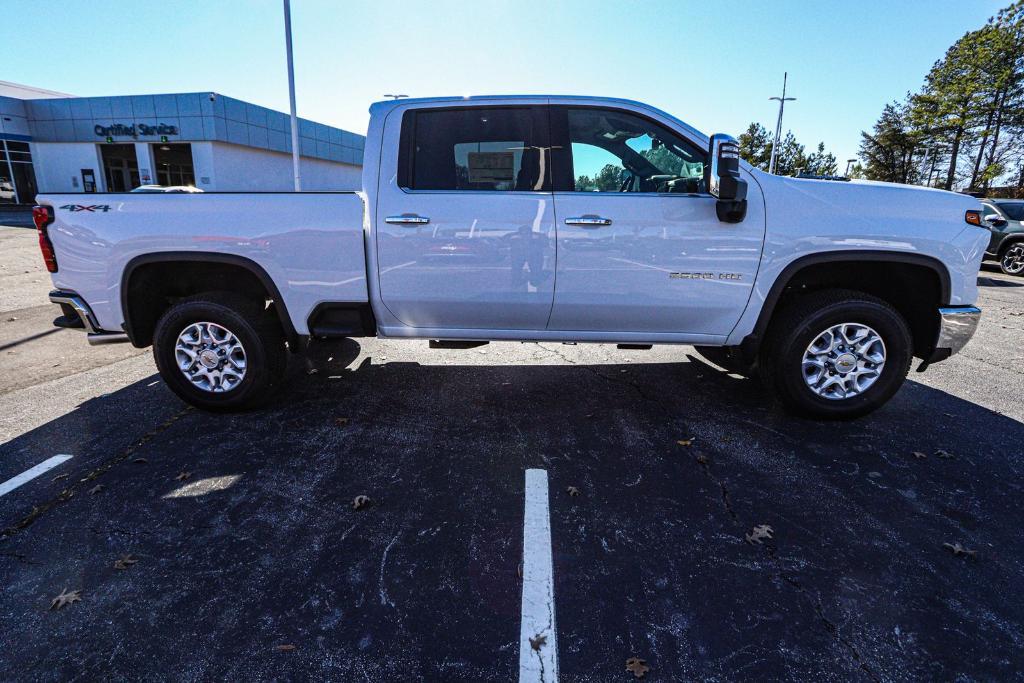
top-left (696, 454), bottom-right (709, 465)
top-left (676, 439), bottom-right (693, 447)
top-left (352, 495), bottom-right (371, 510)
top-left (175, 471), bottom-right (191, 481)
top-left (912, 451), bottom-right (927, 460)
top-left (306, 368), bottom-right (319, 375)
top-left (937, 449), bottom-right (955, 459)
top-left (626, 656), bottom-right (650, 678)
top-left (275, 644), bottom-right (296, 652)
top-left (113, 554), bottom-right (138, 570)
top-left (529, 634), bottom-right (547, 651)
top-left (133, 458), bottom-right (148, 464)
top-left (566, 486), bottom-right (580, 497)
top-left (517, 563), bottom-right (523, 579)
top-left (50, 588), bottom-right (81, 610)
top-left (943, 542), bottom-right (977, 558)
top-left (88, 484), bottom-right (104, 495)
top-left (51, 473), bottom-right (70, 482)
top-left (335, 417), bottom-right (350, 426)
top-left (745, 524), bottom-right (774, 545)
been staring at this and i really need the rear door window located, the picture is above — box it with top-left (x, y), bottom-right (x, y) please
top-left (398, 107), bottom-right (550, 192)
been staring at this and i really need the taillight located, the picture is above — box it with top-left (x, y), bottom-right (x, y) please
top-left (32, 205), bottom-right (58, 273)
top-left (965, 209), bottom-right (982, 226)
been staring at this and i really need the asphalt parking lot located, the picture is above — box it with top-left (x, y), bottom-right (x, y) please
top-left (2, 222), bottom-right (1023, 681)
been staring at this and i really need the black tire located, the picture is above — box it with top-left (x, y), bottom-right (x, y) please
top-left (153, 292), bottom-right (287, 412)
top-left (693, 345), bottom-right (753, 377)
top-left (760, 289), bottom-right (912, 420)
top-left (999, 241), bottom-right (1024, 276)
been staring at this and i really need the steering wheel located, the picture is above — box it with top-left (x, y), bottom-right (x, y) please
top-left (619, 172), bottom-right (634, 193)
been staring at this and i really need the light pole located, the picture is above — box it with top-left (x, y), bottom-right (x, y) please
top-left (384, 94), bottom-right (408, 100)
top-left (845, 158), bottom-right (857, 176)
top-left (283, 0), bottom-right (301, 191)
top-left (768, 72), bottom-right (796, 175)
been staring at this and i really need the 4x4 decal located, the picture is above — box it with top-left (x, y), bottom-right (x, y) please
top-left (60, 204), bottom-right (112, 213)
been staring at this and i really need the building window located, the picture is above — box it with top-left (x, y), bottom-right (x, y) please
top-left (0, 140), bottom-right (38, 204)
top-left (153, 143), bottom-right (195, 187)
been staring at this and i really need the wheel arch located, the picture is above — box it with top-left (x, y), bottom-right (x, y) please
top-left (121, 251), bottom-right (298, 349)
top-left (997, 235), bottom-right (1024, 258)
top-left (743, 251), bottom-right (951, 361)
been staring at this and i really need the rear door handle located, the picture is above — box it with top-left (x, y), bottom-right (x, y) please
top-left (385, 214), bottom-right (430, 225)
top-left (565, 215), bottom-right (612, 227)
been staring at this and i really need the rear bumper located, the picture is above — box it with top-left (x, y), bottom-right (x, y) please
top-left (49, 290), bottom-right (129, 345)
top-left (919, 306), bottom-right (981, 369)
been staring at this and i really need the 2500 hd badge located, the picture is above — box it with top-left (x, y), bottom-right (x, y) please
top-left (670, 272), bottom-right (743, 280)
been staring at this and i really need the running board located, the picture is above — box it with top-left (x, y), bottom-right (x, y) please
top-left (429, 340), bottom-right (489, 350)
top-left (88, 332), bottom-right (130, 345)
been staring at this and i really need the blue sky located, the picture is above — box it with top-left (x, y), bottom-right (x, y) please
top-left (2, 0), bottom-right (1007, 166)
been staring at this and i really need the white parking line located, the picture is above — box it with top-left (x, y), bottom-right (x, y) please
top-left (0, 455), bottom-right (73, 497)
top-left (519, 468), bottom-right (558, 682)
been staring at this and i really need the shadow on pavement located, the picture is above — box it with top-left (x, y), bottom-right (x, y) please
top-left (1, 339), bottom-right (1022, 680)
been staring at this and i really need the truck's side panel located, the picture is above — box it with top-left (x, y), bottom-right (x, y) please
top-left (38, 192), bottom-right (368, 335)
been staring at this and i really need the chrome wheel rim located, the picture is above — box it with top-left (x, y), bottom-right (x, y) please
top-left (174, 322), bottom-right (247, 393)
top-left (802, 322), bottom-right (886, 400)
top-left (1002, 244), bottom-right (1024, 274)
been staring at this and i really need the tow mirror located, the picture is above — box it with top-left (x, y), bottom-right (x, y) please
top-left (706, 134), bottom-right (748, 223)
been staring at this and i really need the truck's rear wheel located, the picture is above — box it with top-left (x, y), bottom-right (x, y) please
top-left (153, 293), bottom-right (287, 412)
top-left (761, 289), bottom-right (912, 419)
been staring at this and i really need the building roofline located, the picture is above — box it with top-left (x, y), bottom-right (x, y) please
top-left (0, 80), bottom-right (75, 99)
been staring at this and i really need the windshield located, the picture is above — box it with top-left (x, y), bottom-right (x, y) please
top-left (995, 202), bottom-right (1024, 221)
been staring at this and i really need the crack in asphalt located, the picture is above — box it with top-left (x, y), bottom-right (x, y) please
top-left (0, 406), bottom-right (192, 541)
top-left (780, 574), bottom-right (882, 683)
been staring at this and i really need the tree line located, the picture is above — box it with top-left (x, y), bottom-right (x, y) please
top-left (738, 1), bottom-right (1024, 197)
top-left (861, 1), bottom-right (1023, 194)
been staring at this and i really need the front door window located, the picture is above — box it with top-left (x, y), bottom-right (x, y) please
top-left (562, 108), bottom-right (707, 194)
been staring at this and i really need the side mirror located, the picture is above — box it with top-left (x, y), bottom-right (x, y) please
top-left (988, 216), bottom-right (1008, 228)
top-left (705, 134), bottom-right (748, 223)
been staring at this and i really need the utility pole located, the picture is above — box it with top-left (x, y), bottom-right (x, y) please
top-left (283, 0), bottom-right (301, 191)
top-left (768, 72), bottom-right (796, 175)
top-left (845, 158), bottom-right (857, 177)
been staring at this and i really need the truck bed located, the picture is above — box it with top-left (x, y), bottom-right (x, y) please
top-left (37, 192), bottom-right (369, 336)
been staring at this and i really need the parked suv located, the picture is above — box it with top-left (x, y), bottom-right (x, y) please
top-left (981, 199), bottom-right (1024, 275)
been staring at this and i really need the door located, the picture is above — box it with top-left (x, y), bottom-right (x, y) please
top-left (547, 105), bottom-right (764, 336)
top-left (100, 144), bottom-right (140, 192)
top-left (375, 105), bottom-right (556, 330)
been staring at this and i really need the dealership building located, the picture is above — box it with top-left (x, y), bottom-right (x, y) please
top-left (0, 81), bottom-right (364, 203)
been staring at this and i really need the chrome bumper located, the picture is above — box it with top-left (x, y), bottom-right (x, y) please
top-left (49, 290), bottom-right (129, 345)
top-left (936, 306), bottom-right (981, 356)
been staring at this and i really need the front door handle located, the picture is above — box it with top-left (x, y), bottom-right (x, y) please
top-left (385, 214), bottom-right (430, 225)
top-left (565, 215), bottom-right (612, 227)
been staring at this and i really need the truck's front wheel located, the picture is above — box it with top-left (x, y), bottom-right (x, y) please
top-left (153, 293), bottom-right (287, 412)
top-left (761, 290), bottom-right (912, 419)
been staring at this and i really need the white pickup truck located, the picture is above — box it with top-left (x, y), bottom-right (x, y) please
top-left (34, 95), bottom-right (987, 418)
